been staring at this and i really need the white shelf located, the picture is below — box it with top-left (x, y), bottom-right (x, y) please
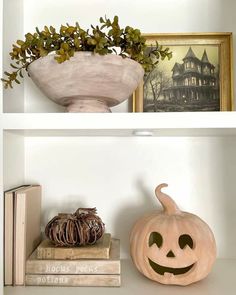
top-left (2, 112), bottom-right (236, 136)
top-left (4, 259), bottom-right (236, 295)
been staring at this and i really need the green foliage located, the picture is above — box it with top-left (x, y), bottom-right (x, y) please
top-left (1, 16), bottom-right (172, 89)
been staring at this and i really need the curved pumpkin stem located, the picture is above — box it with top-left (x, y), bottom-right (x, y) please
top-left (155, 183), bottom-right (180, 215)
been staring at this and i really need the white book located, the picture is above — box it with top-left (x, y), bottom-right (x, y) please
top-left (14, 185), bottom-right (42, 285)
top-left (4, 185), bottom-right (30, 286)
top-left (25, 274), bottom-right (121, 287)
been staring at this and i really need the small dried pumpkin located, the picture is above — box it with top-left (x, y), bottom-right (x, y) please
top-left (45, 207), bottom-right (105, 247)
top-left (130, 183), bottom-right (216, 286)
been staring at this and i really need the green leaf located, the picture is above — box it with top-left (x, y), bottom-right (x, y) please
top-left (10, 63), bottom-right (19, 69)
top-left (59, 48), bottom-right (65, 54)
top-left (50, 26), bottom-right (56, 34)
top-left (100, 24), bottom-right (107, 30)
top-left (55, 54), bottom-right (66, 63)
top-left (113, 16), bottom-right (119, 24)
top-left (61, 43), bottom-right (69, 51)
top-left (36, 27), bottom-right (40, 34)
top-left (19, 70), bottom-right (24, 78)
top-left (39, 47), bottom-right (48, 57)
top-left (87, 38), bottom-right (97, 45)
top-left (68, 49), bottom-right (75, 57)
top-left (67, 26), bottom-right (76, 34)
top-left (54, 56), bottom-right (63, 63)
top-left (60, 25), bottom-right (67, 32)
top-left (25, 33), bottom-right (34, 41)
top-left (16, 40), bottom-right (24, 46)
top-left (44, 26), bottom-right (50, 32)
top-left (74, 38), bottom-right (80, 48)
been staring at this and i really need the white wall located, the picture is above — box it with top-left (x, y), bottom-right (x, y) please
top-left (24, 136), bottom-right (236, 258)
top-left (3, 131), bottom-right (25, 190)
top-left (3, 0), bottom-right (24, 112)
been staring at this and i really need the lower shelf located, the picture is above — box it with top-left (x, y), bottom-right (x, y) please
top-left (4, 258), bottom-right (236, 295)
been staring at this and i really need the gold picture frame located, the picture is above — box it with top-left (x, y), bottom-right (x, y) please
top-left (133, 33), bottom-right (233, 112)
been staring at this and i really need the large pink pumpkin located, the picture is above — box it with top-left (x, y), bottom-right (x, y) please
top-left (130, 183), bottom-right (216, 286)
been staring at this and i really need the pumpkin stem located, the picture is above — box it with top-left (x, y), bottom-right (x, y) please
top-left (155, 183), bottom-right (180, 215)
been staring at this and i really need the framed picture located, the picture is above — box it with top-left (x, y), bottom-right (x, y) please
top-left (133, 33), bottom-right (233, 112)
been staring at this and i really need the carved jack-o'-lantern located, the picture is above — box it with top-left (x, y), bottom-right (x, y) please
top-left (130, 184), bottom-right (216, 286)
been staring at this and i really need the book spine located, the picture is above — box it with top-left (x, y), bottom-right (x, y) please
top-left (25, 274), bottom-right (120, 287)
top-left (14, 193), bottom-right (26, 285)
top-left (26, 260), bottom-right (120, 274)
top-left (37, 248), bottom-right (109, 260)
top-left (4, 192), bottom-right (13, 285)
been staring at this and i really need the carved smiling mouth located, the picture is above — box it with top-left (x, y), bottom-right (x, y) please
top-left (148, 258), bottom-right (195, 275)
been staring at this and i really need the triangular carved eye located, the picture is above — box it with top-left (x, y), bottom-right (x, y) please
top-left (149, 232), bottom-right (163, 248)
top-left (179, 234), bottom-right (194, 249)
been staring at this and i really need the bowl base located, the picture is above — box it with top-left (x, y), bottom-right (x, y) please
top-left (66, 99), bottom-right (111, 113)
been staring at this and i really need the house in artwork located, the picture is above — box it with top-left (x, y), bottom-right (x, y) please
top-left (162, 47), bottom-right (219, 103)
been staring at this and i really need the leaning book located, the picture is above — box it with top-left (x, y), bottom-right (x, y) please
top-left (4, 185), bottom-right (30, 285)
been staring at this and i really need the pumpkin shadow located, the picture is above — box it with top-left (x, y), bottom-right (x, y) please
top-left (113, 180), bottom-right (161, 259)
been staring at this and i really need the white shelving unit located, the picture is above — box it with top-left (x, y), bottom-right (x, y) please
top-left (4, 259), bottom-right (236, 295)
top-left (1, 0), bottom-right (236, 295)
top-left (3, 112), bottom-right (236, 131)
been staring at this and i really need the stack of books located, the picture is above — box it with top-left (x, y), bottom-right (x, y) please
top-left (25, 233), bottom-right (121, 287)
top-left (4, 185), bottom-right (42, 286)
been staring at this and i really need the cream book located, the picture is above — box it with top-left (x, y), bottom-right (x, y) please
top-left (26, 239), bottom-right (120, 275)
top-left (4, 185), bottom-right (30, 286)
top-left (14, 185), bottom-right (42, 285)
top-left (37, 233), bottom-right (111, 260)
top-left (25, 274), bottom-right (120, 287)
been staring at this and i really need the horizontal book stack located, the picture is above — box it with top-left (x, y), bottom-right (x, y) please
top-left (25, 233), bottom-right (121, 287)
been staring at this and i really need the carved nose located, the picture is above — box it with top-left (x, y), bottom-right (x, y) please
top-left (166, 250), bottom-right (175, 258)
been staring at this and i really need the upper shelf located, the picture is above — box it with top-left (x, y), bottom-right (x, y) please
top-left (2, 112), bottom-right (236, 136)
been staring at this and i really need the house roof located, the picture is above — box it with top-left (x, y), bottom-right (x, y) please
top-left (183, 47), bottom-right (200, 62)
top-left (172, 62), bottom-right (184, 73)
top-left (201, 49), bottom-right (210, 63)
top-left (183, 47), bottom-right (196, 59)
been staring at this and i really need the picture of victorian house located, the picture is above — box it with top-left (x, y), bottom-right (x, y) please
top-left (162, 47), bottom-right (219, 106)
